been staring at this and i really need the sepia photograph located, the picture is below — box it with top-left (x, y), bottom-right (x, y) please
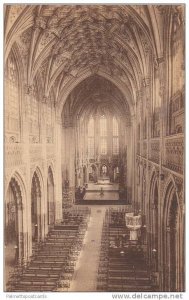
top-left (3, 2), bottom-right (185, 295)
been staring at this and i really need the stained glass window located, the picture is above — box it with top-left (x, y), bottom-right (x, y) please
top-left (5, 53), bottom-right (20, 135)
top-left (113, 117), bottom-right (118, 136)
top-left (100, 115), bottom-right (107, 154)
top-left (88, 117), bottom-right (94, 137)
top-left (113, 117), bottom-right (119, 154)
top-left (88, 117), bottom-right (94, 157)
top-left (88, 137), bottom-right (94, 157)
top-left (100, 137), bottom-right (107, 155)
top-left (100, 115), bottom-right (107, 136)
top-left (113, 137), bottom-right (119, 155)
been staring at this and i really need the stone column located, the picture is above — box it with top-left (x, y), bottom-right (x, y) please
top-left (157, 59), bottom-right (166, 288)
top-left (35, 192), bottom-right (41, 242)
top-left (131, 113), bottom-right (136, 207)
top-left (17, 199), bottom-right (23, 265)
top-left (23, 85), bottom-right (33, 261)
top-left (54, 114), bottom-right (63, 220)
top-left (62, 115), bottom-right (76, 203)
top-left (108, 116), bottom-right (112, 158)
top-left (94, 114), bottom-right (99, 162)
top-left (124, 124), bottom-right (131, 202)
top-left (68, 126), bottom-right (75, 196)
top-left (165, 226), bottom-right (171, 291)
top-left (41, 97), bottom-right (48, 237)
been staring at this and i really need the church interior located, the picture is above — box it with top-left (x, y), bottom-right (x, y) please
top-left (4, 4), bottom-right (185, 292)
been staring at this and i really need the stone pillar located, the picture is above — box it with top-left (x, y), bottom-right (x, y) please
top-left (94, 114), bottom-right (99, 161)
top-left (108, 116), bottom-right (112, 158)
top-left (26, 178), bottom-right (32, 260)
top-left (156, 59), bottom-right (165, 289)
top-left (22, 232), bottom-right (28, 267)
top-left (55, 114), bottom-right (63, 220)
top-left (23, 85), bottom-right (33, 261)
top-left (36, 193), bottom-right (41, 241)
top-left (165, 226), bottom-right (171, 291)
top-left (131, 114), bottom-right (136, 208)
top-left (17, 200), bottom-right (23, 265)
top-left (125, 124), bottom-right (132, 202)
top-left (65, 126), bottom-right (75, 199)
top-left (41, 97), bottom-right (48, 237)
top-left (47, 181), bottom-right (55, 225)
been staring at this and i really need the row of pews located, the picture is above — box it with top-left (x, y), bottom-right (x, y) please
top-left (97, 208), bottom-right (153, 292)
top-left (7, 207), bottom-right (90, 292)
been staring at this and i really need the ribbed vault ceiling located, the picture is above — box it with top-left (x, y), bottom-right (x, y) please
top-left (63, 75), bottom-right (131, 124)
top-left (5, 4), bottom-right (177, 114)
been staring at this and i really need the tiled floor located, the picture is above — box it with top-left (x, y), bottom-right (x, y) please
top-left (69, 206), bottom-right (106, 291)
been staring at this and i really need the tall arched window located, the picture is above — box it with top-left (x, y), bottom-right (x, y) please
top-left (5, 52), bottom-right (20, 141)
top-left (46, 94), bottom-right (54, 143)
top-left (100, 115), bottom-right (107, 155)
top-left (28, 79), bottom-right (40, 143)
top-left (113, 117), bottom-right (119, 154)
top-left (88, 116), bottom-right (94, 158)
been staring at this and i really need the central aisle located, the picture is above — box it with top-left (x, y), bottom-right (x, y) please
top-left (69, 206), bottom-right (106, 291)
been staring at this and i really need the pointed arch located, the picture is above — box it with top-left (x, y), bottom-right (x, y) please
top-left (148, 170), bottom-right (159, 271)
top-left (47, 166), bottom-right (55, 226)
top-left (31, 166), bottom-right (44, 195)
top-left (5, 47), bottom-right (23, 142)
top-left (162, 176), bottom-right (184, 291)
top-left (58, 68), bottom-right (134, 118)
top-left (30, 166), bottom-right (45, 243)
top-left (4, 170), bottom-right (28, 287)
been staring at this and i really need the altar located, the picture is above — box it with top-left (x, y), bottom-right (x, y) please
top-left (83, 182), bottom-right (119, 201)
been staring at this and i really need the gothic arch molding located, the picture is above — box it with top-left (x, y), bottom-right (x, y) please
top-left (5, 169), bottom-right (27, 203)
top-left (30, 166), bottom-right (44, 194)
top-left (162, 176), bottom-right (184, 291)
top-left (30, 166), bottom-right (46, 242)
top-left (57, 68), bottom-right (135, 118)
top-left (5, 47), bottom-right (24, 142)
top-left (4, 5), bottom-right (35, 62)
top-left (149, 170), bottom-right (159, 206)
top-left (5, 171), bottom-right (28, 271)
top-left (148, 170), bottom-right (159, 271)
top-left (47, 166), bottom-right (55, 226)
top-left (47, 162), bottom-right (55, 179)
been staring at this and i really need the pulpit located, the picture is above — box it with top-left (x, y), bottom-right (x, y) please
top-left (125, 212), bottom-right (142, 241)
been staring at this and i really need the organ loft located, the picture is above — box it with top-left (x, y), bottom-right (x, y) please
top-left (4, 4), bottom-right (185, 293)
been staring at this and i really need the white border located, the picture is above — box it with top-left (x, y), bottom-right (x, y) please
top-left (0, 1), bottom-right (188, 300)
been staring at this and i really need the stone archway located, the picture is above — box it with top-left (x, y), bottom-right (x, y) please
top-left (148, 172), bottom-right (159, 271)
top-left (31, 171), bottom-right (42, 243)
top-left (163, 181), bottom-right (184, 292)
top-left (168, 193), bottom-right (178, 291)
top-left (5, 177), bottom-right (24, 286)
top-left (47, 167), bottom-right (55, 226)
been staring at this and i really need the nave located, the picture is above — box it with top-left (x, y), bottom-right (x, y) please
top-left (6, 205), bottom-right (154, 292)
top-left (4, 4), bottom-right (185, 293)
top-left (6, 207), bottom-right (91, 292)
